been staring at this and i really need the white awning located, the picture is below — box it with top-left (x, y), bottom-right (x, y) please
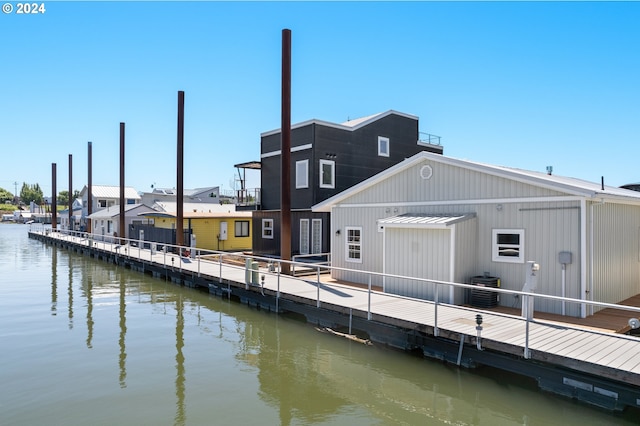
top-left (377, 213), bottom-right (476, 229)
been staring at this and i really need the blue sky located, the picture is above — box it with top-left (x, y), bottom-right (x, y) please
top-left (1, 1), bottom-right (639, 198)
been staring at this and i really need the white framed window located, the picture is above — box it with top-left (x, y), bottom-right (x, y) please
top-left (312, 219), bottom-right (322, 254)
top-left (262, 219), bottom-right (274, 239)
top-left (300, 219), bottom-right (310, 255)
top-left (378, 136), bottom-right (390, 157)
top-left (235, 220), bottom-right (250, 237)
top-left (345, 226), bottom-right (362, 263)
top-left (320, 159), bottom-right (335, 189)
top-left (98, 199), bottom-right (107, 208)
top-left (492, 229), bottom-right (524, 263)
top-left (296, 160), bottom-right (309, 189)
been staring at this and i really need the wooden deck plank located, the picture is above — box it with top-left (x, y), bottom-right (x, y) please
top-left (615, 352), bottom-right (640, 373)
top-left (530, 329), bottom-right (586, 351)
top-left (597, 341), bottom-right (640, 369)
top-left (570, 335), bottom-right (627, 361)
top-left (590, 339), bottom-right (638, 366)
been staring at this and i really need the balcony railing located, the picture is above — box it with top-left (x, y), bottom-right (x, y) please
top-left (419, 132), bottom-right (441, 146)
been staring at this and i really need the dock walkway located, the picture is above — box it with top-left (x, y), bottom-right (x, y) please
top-left (29, 230), bottom-right (640, 411)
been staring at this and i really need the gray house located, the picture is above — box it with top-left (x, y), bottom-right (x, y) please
top-left (313, 151), bottom-right (640, 318)
top-left (87, 203), bottom-right (156, 240)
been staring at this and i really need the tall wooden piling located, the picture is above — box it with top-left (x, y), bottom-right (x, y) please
top-left (176, 91), bottom-right (185, 248)
top-left (280, 28), bottom-right (292, 274)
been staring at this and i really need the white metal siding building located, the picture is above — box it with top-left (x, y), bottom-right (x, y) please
top-left (313, 152), bottom-right (640, 318)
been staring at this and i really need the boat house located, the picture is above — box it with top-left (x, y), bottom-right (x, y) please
top-left (313, 151), bottom-right (640, 318)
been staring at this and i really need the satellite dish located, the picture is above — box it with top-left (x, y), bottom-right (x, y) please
top-left (628, 318), bottom-right (640, 329)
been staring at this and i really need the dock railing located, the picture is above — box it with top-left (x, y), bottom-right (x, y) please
top-left (36, 225), bottom-right (640, 361)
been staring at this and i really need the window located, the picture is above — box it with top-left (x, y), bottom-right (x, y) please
top-left (262, 219), bottom-right (274, 239)
top-left (98, 199), bottom-right (107, 208)
top-left (378, 136), bottom-right (390, 157)
top-left (107, 220), bottom-right (113, 234)
top-left (127, 199), bottom-right (136, 205)
top-left (345, 226), bottom-right (362, 263)
top-left (312, 219), bottom-right (322, 254)
top-left (235, 220), bottom-right (250, 237)
top-left (296, 160), bottom-right (309, 189)
top-left (319, 159), bottom-right (335, 189)
top-left (300, 219), bottom-right (310, 255)
top-left (492, 229), bottom-right (524, 263)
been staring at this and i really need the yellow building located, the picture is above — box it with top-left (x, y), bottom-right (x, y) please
top-left (143, 211), bottom-right (253, 252)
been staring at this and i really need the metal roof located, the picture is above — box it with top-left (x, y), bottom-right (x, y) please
top-left (85, 185), bottom-right (141, 200)
top-left (313, 152), bottom-right (640, 212)
top-left (378, 213), bottom-right (476, 229)
top-left (261, 110), bottom-right (418, 137)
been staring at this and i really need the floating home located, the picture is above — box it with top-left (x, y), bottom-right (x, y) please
top-left (251, 110), bottom-right (443, 258)
top-left (314, 151), bottom-right (640, 318)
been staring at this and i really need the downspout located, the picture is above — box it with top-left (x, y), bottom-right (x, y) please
top-left (588, 198), bottom-right (606, 317)
top-left (449, 225), bottom-right (456, 304)
top-left (381, 224), bottom-right (386, 292)
top-left (580, 198), bottom-right (587, 318)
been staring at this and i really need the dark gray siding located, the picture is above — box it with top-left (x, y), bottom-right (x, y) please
top-left (261, 125), bottom-right (315, 210)
top-left (254, 112), bottom-right (441, 257)
top-left (251, 210), bottom-right (330, 257)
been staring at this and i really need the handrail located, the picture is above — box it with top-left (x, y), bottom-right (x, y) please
top-left (418, 132), bottom-right (441, 146)
top-left (33, 225), bottom-right (640, 360)
top-left (37, 225), bottom-right (640, 317)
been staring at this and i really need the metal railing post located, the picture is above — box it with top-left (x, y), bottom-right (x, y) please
top-left (276, 261), bottom-right (281, 313)
top-left (219, 253), bottom-right (223, 284)
top-left (524, 316), bottom-right (531, 359)
top-left (434, 282), bottom-right (439, 337)
top-left (367, 275), bottom-right (372, 320)
top-left (316, 265), bottom-right (321, 308)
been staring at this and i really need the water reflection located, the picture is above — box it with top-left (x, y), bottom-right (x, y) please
top-left (175, 294), bottom-right (185, 426)
top-left (119, 271), bottom-right (127, 388)
top-left (51, 247), bottom-right (57, 316)
top-left (68, 254), bottom-right (74, 329)
top-left (85, 273), bottom-right (93, 349)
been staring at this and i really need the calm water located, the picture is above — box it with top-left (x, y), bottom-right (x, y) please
top-left (1, 224), bottom-right (637, 425)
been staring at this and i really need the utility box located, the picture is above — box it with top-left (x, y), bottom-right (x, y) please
top-left (558, 251), bottom-right (572, 264)
top-left (245, 258), bottom-right (259, 286)
top-left (219, 222), bottom-right (228, 241)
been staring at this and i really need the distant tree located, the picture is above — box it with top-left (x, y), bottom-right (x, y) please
top-left (0, 187), bottom-right (14, 203)
top-left (20, 182), bottom-right (44, 205)
top-left (57, 190), bottom-right (69, 205)
top-left (57, 189), bottom-right (81, 207)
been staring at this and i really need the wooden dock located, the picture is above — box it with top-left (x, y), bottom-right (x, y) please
top-left (29, 230), bottom-right (640, 412)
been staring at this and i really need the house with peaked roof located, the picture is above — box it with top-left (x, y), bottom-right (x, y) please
top-left (140, 186), bottom-right (224, 206)
top-left (139, 210), bottom-right (253, 252)
top-left (251, 110), bottom-right (443, 258)
top-left (59, 198), bottom-right (83, 231)
top-left (87, 203), bottom-right (156, 240)
top-left (313, 151), bottom-right (640, 318)
top-left (78, 184), bottom-right (142, 232)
